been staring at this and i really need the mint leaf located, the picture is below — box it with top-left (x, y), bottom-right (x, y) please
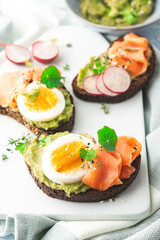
top-left (79, 148), bottom-right (97, 162)
top-left (97, 126), bottom-right (118, 151)
top-left (41, 66), bottom-right (61, 88)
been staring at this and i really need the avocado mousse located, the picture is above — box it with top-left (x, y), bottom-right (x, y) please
top-left (80, 0), bottom-right (154, 27)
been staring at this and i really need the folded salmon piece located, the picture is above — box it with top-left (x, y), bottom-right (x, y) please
top-left (119, 165), bottom-right (136, 180)
top-left (116, 136), bottom-right (142, 179)
top-left (0, 66), bottom-right (44, 108)
top-left (82, 149), bottom-right (122, 191)
top-left (108, 32), bottom-right (149, 77)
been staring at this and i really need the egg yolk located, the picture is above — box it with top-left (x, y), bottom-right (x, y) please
top-left (25, 87), bottom-right (58, 112)
top-left (51, 141), bottom-right (86, 173)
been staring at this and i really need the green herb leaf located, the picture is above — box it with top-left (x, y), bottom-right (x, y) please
top-left (8, 134), bottom-right (30, 155)
top-left (15, 139), bottom-right (28, 155)
top-left (29, 89), bottom-right (40, 97)
top-left (97, 126), bottom-right (118, 151)
top-left (98, 161), bottom-right (103, 167)
top-left (120, 9), bottom-right (139, 24)
top-left (124, 49), bottom-right (138, 52)
top-left (96, 61), bottom-right (102, 67)
top-left (66, 103), bottom-right (71, 107)
top-left (8, 138), bottom-right (20, 145)
top-left (79, 148), bottom-right (97, 162)
top-left (28, 96), bottom-right (37, 102)
top-left (63, 64), bottom-right (70, 71)
top-left (24, 89), bottom-right (40, 102)
top-left (80, 163), bottom-right (85, 169)
top-left (41, 66), bottom-right (61, 88)
top-left (39, 135), bottom-right (52, 147)
top-left (100, 103), bottom-right (109, 114)
top-left (2, 154), bottom-right (8, 161)
top-left (93, 61), bottom-right (107, 75)
top-left (66, 43), bottom-right (72, 48)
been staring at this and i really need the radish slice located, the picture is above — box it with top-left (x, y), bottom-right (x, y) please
top-left (83, 75), bottom-right (102, 95)
top-left (0, 43), bottom-right (31, 64)
top-left (96, 74), bottom-right (119, 97)
top-left (32, 40), bottom-right (59, 63)
top-left (103, 67), bottom-right (131, 93)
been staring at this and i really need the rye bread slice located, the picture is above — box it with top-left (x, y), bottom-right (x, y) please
top-left (72, 35), bottom-right (156, 103)
top-left (0, 86), bottom-right (75, 137)
top-left (26, 155), bottom-right (141, 202)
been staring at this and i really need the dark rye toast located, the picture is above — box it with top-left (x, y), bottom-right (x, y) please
top-left (0, 86), bottom-right (75, 137)
top-left (72, 35), bottom-right (156, 103)
top-left (26, 155), bottom-right (141, 202)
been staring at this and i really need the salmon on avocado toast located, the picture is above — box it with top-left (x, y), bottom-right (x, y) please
top-left (72, 32), bottom-right (156, 103)
top-left (0, 66), bottom-right (75, 137)
top-left (23, 126), bottom-right (142, 202)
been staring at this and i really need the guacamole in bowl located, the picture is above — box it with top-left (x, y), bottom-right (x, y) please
top-left (80, 0), bottom-right (154, 27)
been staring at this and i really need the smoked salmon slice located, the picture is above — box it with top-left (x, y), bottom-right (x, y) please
top-left (119, 165), bottom-right (135, 179)
top-left (0, 67), bottom-right (44, 108)
top-left (82, 136), bottom-right (142, 191)
top-left (108, 32), bottom-right (149, 77)
top-left (116, 136), bottom-right (142, 179)
top-left (82, 149), bottom-right (122, 191)
top-left (116, 136), bottom-right (142, 166)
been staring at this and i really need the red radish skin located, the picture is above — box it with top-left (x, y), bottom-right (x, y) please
top-left (83, 75), bottom-right (103, 95)
top-left (96, 74), bottom-right (120, 97)
top-left (103, 67), bottom-right (131, 94)
top-left (0, 43), bottom-right (31, 64)
top-left (32, 40), bottom-right (59, 63)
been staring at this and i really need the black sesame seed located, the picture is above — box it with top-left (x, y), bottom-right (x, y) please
top-left (81, 158), bottom-right (84, 162)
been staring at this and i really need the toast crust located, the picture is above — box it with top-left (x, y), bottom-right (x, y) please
top-left (0, 86), bottom-right (75, 137)
top-left (26, 155), bottom-right (141, 202)
top-left (72, 36), bottom-right (156, 103)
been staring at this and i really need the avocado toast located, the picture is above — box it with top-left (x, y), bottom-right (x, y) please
top-left (24, 126), bottom-right (142, 202)
top-left (72, 33), bottom-right (156, 103)
top-left (0, 66), bottom-right (75, 137)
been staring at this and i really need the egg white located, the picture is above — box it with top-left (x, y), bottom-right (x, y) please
top-left (42, 133), bottom-right (94, 184)
top-left (17, 82), bottom-right (65, 122)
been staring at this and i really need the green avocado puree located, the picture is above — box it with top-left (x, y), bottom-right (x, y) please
top-left (25, 84), bottom-right (73, 130)
top-left (80, 0), bottom-right (154, 27)
top-left (24, 132), bottom-right (90, 197)
top-left (77, 53), bottom-right (109, 89)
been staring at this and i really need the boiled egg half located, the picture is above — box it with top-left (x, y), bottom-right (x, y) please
top-left (42, 133), bottom-right (94, 184)
top-left (17, 82), bottom-right (65, 122)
